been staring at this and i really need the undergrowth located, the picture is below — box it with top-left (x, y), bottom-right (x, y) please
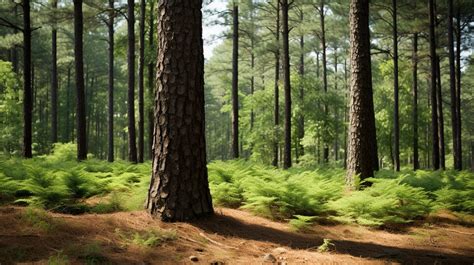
top-left (0, 144), bottom-right (473, 227)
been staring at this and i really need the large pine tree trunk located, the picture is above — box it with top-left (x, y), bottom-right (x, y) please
top-left (146, 0), bottom-right (213, 222)
top-left (272, 0), bottom-right (280, 167)
top-left (51, 0), bottom-right (58, 144)
top-left (107, 0), bottom-right (114, 162)
top-left (22, 0), bottom-right (32, 158)
top-left (392, 0), bottom-right (400, 171)
top-left (138, 0), bottom-right (146, 163)
top-left (231, 1), bottom-right (239, 159)
top-left (281, 0), bottom-right (291, 169)
top-left (127, 0), bottom-right (137, 163)
top-left (74, 0), bottom-right (87, 160)
top-left (412, 33), bottom-right (420, 170)
top-left (346, 0), bottom-right (378, 188)
top-left (429, 0), bottom-right (440, 169)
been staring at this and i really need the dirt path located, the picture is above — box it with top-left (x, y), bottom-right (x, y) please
top-left (0, 206), bottom-right (473, 264)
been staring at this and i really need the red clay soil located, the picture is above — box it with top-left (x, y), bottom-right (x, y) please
top-left (0, 206), bottom-right (473, 264)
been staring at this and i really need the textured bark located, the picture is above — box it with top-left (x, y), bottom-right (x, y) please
top-left (231, 2), bottom-right (239, 159)
top-left (51, 0), bottom-right (58, 144)
top-left (343, 58), bottom-right (348, 169)
top-left (146, 0), bottom-right (213, 222)
top-left (138, 0), bottom-right (146, 163)
top-left (436, 56), bottom-right (445, 170)
top-left (22, 0), bottom-right (32, 158)
top-left (319, 1), bottom-right (329, 163)
top-left (346, 0), bottom-right (378, 188)
top-left (429, 0), bottom-right (440, 169)
top-left (74, 0), bottom-right (87, 160)
top-left (412, 33), bottom-right (420, 170)
top-left (392, 0), bottom-right (400, 171)
top-left (272, 0), bottom-right (280, 167)
top-left (296, 9), bottom-right (305, 162)
top-left (148, 0), bottom-right (155, 160)
top-left (127, 0), bottom-right (137, 163)
top-left (107, 0), bottom-right (114, 162)
top-left (281, 0), bottom-right (291, 169)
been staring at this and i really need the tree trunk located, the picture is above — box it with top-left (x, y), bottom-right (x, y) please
top-left (429, 0), bottom-right (440, 169)
top-left (392, 0), bottom-right (400, 171)
top-left (66, 65), bottom-right (71, 142)
top-left (51, 0), bottom-right (58, 144)
top-left (22, 0), bottom-right (32, 158)
top-left (138, 0), bottom-right (146, 163)
top-left (281, 0), bottom-right (291, 169)
top-left (343, 58), bottom-right (348, 169)
top-left (412, 33), bottom-right (420, 170)
top-left (127, 0), bottom-right (137, 163)
top-left (436, 55), bottom-right (446, 170)
top-left (146, 0), bottom-right (213, 222)
top-left (231, 1), bottom-right (239, 159)
top-left (346, 0), bottom-right (378, 188)
top-left (296, 10), bottom-right (305, 162)
top-left (107, 0), bottom-right (114, 162)
top-left (74, 0), bottom-right (87, 160)
top-left (319, 1), bottom-right (329, 163)
top-left (148, 0), bottom-right (155, 160)
top-left (455, 3), bottom-right (462, 170)
top-left (333, 47), bottom-right (339, 161)
top-left (447, 0), bottom-right (459, 170)
top-left (272, 0), bottom-right (280, 167)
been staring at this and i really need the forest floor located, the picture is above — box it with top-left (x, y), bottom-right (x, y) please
top-left (0, 207), bottom-right (473, 264)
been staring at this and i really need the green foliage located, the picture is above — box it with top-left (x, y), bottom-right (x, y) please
top-left (317, 239), bottom-right (335, 253)
top-left (329, 179), bottom-right (432, 226)
top-left (289, 215), bottom-right (317, 231)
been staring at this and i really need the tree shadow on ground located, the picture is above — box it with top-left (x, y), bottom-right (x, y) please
top-left (191, 212), bottom-right (474, 265)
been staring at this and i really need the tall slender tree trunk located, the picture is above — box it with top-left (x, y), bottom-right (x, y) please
top-left (334, 47), bottom-right (339, 161)
top-left (346, 0), bottom-right (378, 188)
top-left (343, 58), bottom-right (348, 169)
top-left (22, 0), bottom-right (32, 158)
top-left (148, 0), bottom-right (155, 160)
top-left (319, 1), bottom-right (329, 163)
top-left (296, 10), bottom-right (305, 162)
top-left (455, 2), bottom-right (462, 170)
top-left (107, 0), bottom-right (114, 162)
top-left (412, 33), bottom-right (420, 170)
top-left (127, 0), bottom-right (137, 163)
top-left (436, 56), bottom-right (446, 169)
top-left (281, 0), bottom-right (291, 169)
top-left (272, 0), bottom-right (280, 167)
top-left (74, 0), bottom-right (87, 160)
top-left (65, 65), bottom-right (71, 142)
top-left (146, 0), bottom-right (213, 222)
top-left (392, 0), bottom-right (400, 171)
top-left (447, 0), bottom-right (459, 170)
top-left (138, 0), bottom-right (146, 163)
top-left (429, 0), bottom-right (440, 169)
top-left (51, 0), bottom-right (58, 144)
top-left (231, 1), bottom-right (239, 159)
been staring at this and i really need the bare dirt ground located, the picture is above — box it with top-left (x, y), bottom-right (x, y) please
top-left (0, 206), bottom-right (473, 264)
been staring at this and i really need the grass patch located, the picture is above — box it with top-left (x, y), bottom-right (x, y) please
top-left (115, 228), bottom-right (177, 248)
